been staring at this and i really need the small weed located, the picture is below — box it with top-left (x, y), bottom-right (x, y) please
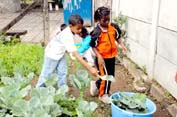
top-left (113, 13), bottom-right (130, 58)
top-left (164, 91), bottom-right (173, 99)
top-left (142, 65), bottom-right (147, 75)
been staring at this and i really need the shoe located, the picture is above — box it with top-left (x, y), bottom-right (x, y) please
top-left (90, 81), bottom-right (99, 96)
top-left (99, 94), bottom-right (111, 104)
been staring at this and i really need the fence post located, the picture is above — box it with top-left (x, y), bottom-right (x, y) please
top-left (42, 0), bottom-right (49, 46)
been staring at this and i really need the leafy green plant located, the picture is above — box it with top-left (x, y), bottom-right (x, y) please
top-left (0, 71), bottom-right (97, 116)
top-left (69, 69), bottom-right (91, 97)
top-left (113, 14), bottom-right (127, 39)
top-left (0, 73), bottom-right (34, 116)
top-left (112, 92), bottom-right (148, 113)
top-left (69, 69), bottom-right (98, 116)
top-left (0, 33), bottom-right (21, 46)
top-left (0, 43), bottom-right (44, 77)
top-left (7, 36), bottom-right (21, 46)
top-left (113, 13), bottom-right (130, 58)
top-left (98, 66), bottom-right (115, 82)
top-left (0, 32), bottom-right (7, 44)
top-left (76, 100), bottom-right (98, 117)
top-left (142, 65), bottom-right (147, 75)
top-left (98, 75), bottom-right (115, 82)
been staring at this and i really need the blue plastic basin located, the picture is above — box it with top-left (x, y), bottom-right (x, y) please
top-left (110, 92), bottom-right (156, 117)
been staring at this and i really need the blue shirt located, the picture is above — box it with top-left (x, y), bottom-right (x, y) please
top-left (75, 35), bottom-right (91, 55)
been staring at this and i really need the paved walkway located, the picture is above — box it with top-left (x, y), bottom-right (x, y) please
top-left (0, 13), bottom-right (20, 31)
top-left (0, 10), bottom-right (63, 43)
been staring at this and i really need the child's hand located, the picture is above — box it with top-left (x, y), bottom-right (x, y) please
top-left (117, 39), bottom-right (127, 55)
top-left (69, 53), bottom-right (76, 60)
top-left (122, 46), bottom-right (127, 55)
top-left (97, 54), bottom-right (105, 66)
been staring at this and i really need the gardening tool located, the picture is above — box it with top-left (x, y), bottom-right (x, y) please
top-left (97, 65), bottom-right (115, 82)
top-left (97, 65), bottom-right (115, 94)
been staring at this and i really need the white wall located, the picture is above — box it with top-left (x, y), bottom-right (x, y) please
top-left (112, 0), bottom-right (177, 99)
top-left (119, 0), bottom-right (153, 23)
top-left (159, 0), bottom-right (177, 31)
top-left (113, 0), bottom-right (153, 69)
top-left (157, 28), bottom-right (177, 65)
top-left (155, 0), bottom-right (177, 98)
top-left (126, 19), bottom-right (151, 67)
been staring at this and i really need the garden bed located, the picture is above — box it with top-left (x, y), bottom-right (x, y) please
top-left (0, 41), bottom-right (174, 116)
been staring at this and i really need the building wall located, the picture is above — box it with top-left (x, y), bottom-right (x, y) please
top-left (63, 0), bottom-right (92, 25)
top-left (112, 0), bottom-right (177, 99)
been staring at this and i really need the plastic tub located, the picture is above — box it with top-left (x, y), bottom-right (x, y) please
top-left (110, 92), bottom-right (156, 117)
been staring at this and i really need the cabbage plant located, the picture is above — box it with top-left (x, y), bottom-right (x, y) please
top-left (0, 71), bottom-right (98, 117)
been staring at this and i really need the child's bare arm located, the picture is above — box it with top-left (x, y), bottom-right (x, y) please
top-left (117, 39), bottom-right (127, 54)
top-left (72, 51), bottom-right (98, 77)
top-left (92, 48), bottom-right (105, 67)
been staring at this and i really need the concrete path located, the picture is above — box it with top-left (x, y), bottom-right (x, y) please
top-left (0, 13), bottom-right (20, 31)
top-left (0, 10), bottom-right (63, 43)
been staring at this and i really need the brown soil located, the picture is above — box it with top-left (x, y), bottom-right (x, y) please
top-left (68, 63), bottom-right (173, 117)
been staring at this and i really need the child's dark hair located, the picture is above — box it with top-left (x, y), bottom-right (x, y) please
top-left (60, 23), bottom-right (67, 31)
top-left (94, 6), bottom-right (110, 22)
top-left (81, 27), bottom-right (88, 38)
top-left (68, 14), bottom-right (84, 25)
